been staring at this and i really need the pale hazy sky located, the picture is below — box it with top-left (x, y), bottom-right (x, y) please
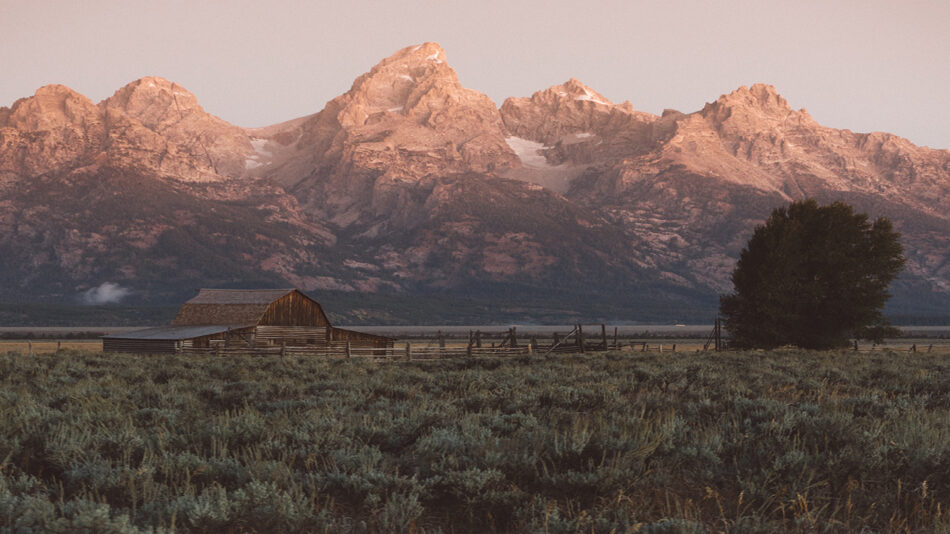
top-left (2, 0), bottom-right (948, 149)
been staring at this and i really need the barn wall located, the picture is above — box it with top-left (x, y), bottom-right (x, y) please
top-left (253, 326), bottom-right (329, 346)
top-left (330, 327), bottom-right (394, 349)
top-left (103, 339), bottom-right (179, 354)
top-left (195, 327), bottom-right (258, 349)
top-left (258, 291), bottom-right (330, 327)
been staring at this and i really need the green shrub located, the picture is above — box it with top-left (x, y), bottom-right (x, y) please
top-left (1, 350), bottom-right (949, 532)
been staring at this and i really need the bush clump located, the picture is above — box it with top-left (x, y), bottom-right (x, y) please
top-left (1, 350), bottom-right (949, 532)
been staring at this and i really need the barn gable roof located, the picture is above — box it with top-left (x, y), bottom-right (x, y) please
top-left (183, 289), bottom-right (296, 305)
top-left (103, 324), bottom-right (253, 341)
top-left (172, 288), bottom-right (317, 326)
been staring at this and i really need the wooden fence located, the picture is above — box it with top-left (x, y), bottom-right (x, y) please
top-left (179, 343), bottom-right (532, 359)
top-left (174, 323), bottom-right (699, 360)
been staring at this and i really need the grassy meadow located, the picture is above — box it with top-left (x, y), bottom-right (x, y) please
top-left (1, 349), bottom-right (949, 533)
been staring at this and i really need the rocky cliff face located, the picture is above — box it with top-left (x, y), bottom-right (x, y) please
top-left (499, 81), bottom-right (950, 310)
top-left (101, 77), bottom-right (254, 181)
top-left (0, 77), bottom-right (255, 183)
top-left (0, 85), bottom-right (106, 180)
top-left (258, 43), bottom-right (521, 227)
top-left (1, 44), bottom-right (948, 319)
top-left (0, 78), bottom-right (340, 302)
top-left (501, 78), bottom-right (658, 163)
top-left (243, 44), bottom-right (658, 297)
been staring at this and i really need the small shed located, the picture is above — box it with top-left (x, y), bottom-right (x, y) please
top-left (103, 288), bottom-right (394, 354)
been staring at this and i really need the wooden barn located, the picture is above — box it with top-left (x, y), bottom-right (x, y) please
top-left (102, 289), bottom-right (394, 355)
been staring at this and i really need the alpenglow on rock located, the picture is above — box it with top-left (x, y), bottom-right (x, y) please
top-left (0, 43), bottom-right (947, 320)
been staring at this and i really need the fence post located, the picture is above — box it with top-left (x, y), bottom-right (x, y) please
top-left (714, 317), bottom-right (722, 352)
top-left (280, 343), bottom-right (286, 357)
top-left (56, 341), bottom-right (62, 353)
top-left (510, 327), bottom-right (518, 348)
top-left (613, 327), bottom-right (618, 349)
top-left (345, 341), bottom-right (351, 359)
top-left (28, 339), bottom-right (33, 357)
top-left (476, 330), bottom-right (482, 348)
top-left (601, 324), bottom-right (607, 349)
top-left (928, 345), bottom-right (933, 353)
top-left (406, 342), bottom-right (412, 361)
top-left (672, 344), bottom-right (676, 352)
top-left (438, 330), bottom-right (445, 349)
top-left (578, 325), bottom-right (585, 353)
top-left (466, 343), bottom-right (472, 358)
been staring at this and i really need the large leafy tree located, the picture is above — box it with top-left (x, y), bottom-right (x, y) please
top-left (720, 199), bottom-right (905, 349)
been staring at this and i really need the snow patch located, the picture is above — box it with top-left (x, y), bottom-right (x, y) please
top-left (426, 51), bottom-right (443, 64)
top-left (250, 138), bottom-right (272, 157)
top-left (505, 137), bottom-right (557, 169)
top-left (575, 87), bottom-right (609, 105)
top-left (388, 106), bottom-right (404, 113)
top-left (344, 259), bottom-right (379, 271)
top-left (245, 158), bottom-right (262, 170)
top-left (399, 74), bottom-right (414, 82)
top-left (575, 132), bottom-right (593, 138)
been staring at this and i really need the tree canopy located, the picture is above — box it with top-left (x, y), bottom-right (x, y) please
top-left (720, 199), bottom-right (905, 349)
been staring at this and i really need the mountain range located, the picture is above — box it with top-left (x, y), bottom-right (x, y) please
top-left (2, 42), bottom-right (948, 323)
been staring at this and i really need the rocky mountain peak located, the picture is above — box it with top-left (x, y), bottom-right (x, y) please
top-left (92, 76), bottom-right (253, 181)
top-left (281, 42), bottom-right (520, 222)
top-left (386, 41), bottom-right (450, 70)
top-left (701, 83), bottom-right (797, 122)
top-left (499, 78), bottom-right (655, 164)
top-left (292, 42), bottom-right (516, 180)
top-left (332, 42), bottom-right (468, 127)
top-left (0, 84), bottom-right (105, 178)
top-left (502, 78), bottom-right (620, 116)
top-left (1, 84), bottom-right (99, 131)
top-left (102, 77), bottom-right (205, 129)
top-left (2, 51), bottom-right (949, 319)
top-left (554, 78), bottom-right (615, 106)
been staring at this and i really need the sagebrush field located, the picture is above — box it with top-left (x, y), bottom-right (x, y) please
top-left (2, 350), bottom-right (949, 533)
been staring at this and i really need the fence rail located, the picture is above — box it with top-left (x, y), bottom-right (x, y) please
top-left (175, 342), bottom-right (696, 359)
top-left (179, 344), bottom-right (535, 359)
top-left (165, 323), bottom-right (709, 359)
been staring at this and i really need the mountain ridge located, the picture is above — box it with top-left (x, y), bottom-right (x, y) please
top-left (2, 42), bottom-right (948, 321)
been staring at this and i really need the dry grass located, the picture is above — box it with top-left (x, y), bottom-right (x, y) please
top-left (0, 340), bottom-right (102, 354)
top-left (2, 349), bottom-right (950, 532)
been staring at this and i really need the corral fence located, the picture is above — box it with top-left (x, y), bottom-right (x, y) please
top-left (175, 323), bottom-right (706, 360)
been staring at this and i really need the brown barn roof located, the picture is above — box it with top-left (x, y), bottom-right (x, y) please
top-left (171, 288), bottom-right (296, 326)
top-left (103, 325), bottom-right (250, 340)
top-left (184, 289), bottom-right (296, 304)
